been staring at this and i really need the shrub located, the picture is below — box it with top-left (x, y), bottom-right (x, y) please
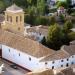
top-left (68, 32), bottom-right (75, 40)
top-left (59, 14), bottom-right (65, 22)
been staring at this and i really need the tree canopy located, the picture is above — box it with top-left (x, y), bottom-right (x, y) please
top-left (63, 20), bottom-right (73, 33)
top-left (47, 24), bottom-right (63, 50)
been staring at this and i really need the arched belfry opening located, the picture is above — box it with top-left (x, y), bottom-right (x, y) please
top-left (2, 4), bottom-right (24, 34)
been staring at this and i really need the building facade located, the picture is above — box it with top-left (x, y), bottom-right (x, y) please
top-left (1, 4), bottom-right (24, 34)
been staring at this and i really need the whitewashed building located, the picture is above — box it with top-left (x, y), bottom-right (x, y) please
top-left (0, 30), bottom-right (75, 71)
top-left (0, 4), bottom-right (75, 72)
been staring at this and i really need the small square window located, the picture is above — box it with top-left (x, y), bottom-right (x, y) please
top-left (19, 53), bottom-right (20, 56)
top-left (52, 66), bottom-right (54, 69)
top-left (66, 63), bottom-right (69, 67)
top-left (61, 60), bottom-right (63, 62)
top-left (29, 57), bottom-right (31, 61)
top-left (61, 65), bottom-right (63, 67)
top-left (9, 49), bottom-right (10, 52)
top-left (71, 62), bottom-right (74, 65)
top-left (67, 58), bottom-right (69, 61)
top-left (45, 62), bottom-right (47, 65)
top-left (72, 56), bottom-right (74, 58)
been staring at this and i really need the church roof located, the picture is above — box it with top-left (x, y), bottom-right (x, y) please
top-left (0, 30), bottom-right (55, 58)
top-left (6, 4), bottom-right (23, 12)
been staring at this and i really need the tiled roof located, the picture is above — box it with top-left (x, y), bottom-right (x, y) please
top-left (62, 45), bottom-right (75, 56)
top-left (61, 68), bottom-right (75, 75)
top-left (70, 40), bottom-right (75, 45)
top-left (56, 67), bottom-right (75, 75)
top-left (6, 4), bottom-right (23, 11)
top-left (0, 30), bottom-right (55, 58)
top-left (40, 50), bottom-right (70, 62)
top-left (27, 25), bottom-right (48, 37)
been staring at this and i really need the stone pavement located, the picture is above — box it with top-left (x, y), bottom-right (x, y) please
top-left (0, 58), bottom-right (29, 75)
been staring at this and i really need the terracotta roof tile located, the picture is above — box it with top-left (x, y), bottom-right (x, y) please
top-left (0, 30), bottom-right (54, 58)
top-left (7, 4), bottom-right (22, 10)
top-left (40, 50), bottom-right (70, 61)
top-left (63, 45), bottom-right (75, 55)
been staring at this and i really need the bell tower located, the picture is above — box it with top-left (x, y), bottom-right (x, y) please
top-left (4, 4), bottom-right (24, 34)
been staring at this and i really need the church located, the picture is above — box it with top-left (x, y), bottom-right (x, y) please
top-left (0, 4), bottom-right (75, 71)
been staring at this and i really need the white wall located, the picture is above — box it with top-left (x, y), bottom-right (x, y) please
top-left (40, 55), bottom-right (75, 69)
top-left (2, 45), bottom-right (40, 71)
top-left (2, 44), bottom-right (75, 70)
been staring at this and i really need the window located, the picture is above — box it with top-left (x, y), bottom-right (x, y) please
top-left (52, 66), bottom-right (54, 69)
top-left (20, 16), bottom-right (22, 21)
top-left (9, 49), bottom-right (10, 52)
top-left (61, 60), bottom-right (63, 62)
top-left (71, 62), bottom-right (74, 65)
top-left (16, 16), bottom-right (18, 22)
top-left (67, 58), bottom-right (69, 61)
top-left (66, 63), bottom-right (69, 67)
top-left (10, 16), bottom-right (12, 22)
top-left (18, 27), bottom-right (20, 30)
top-left (72, 56), bottom-right (74, 58)
top-left (52, 61), bottom-right (55, 64)
top-left (29, 57), bottom-right (31, 61)
top-left (45, 62), bottom-right (47, 65)
top-left (19, 53), bottom-right (20, 56)
top-left (61, 65), bottom-right (63, 67)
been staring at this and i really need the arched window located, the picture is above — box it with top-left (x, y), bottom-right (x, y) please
top-left (19, 53), bottom-right (20, 56)
top-left (9, 49), bottom-right (10, 52)
top-left (52, 66), bottom-right (54, 69)
top-left (16, 16), bottom-right (18, 22)
top-left (18, 27), bottom-right (20, 30)
top-left (61, 65), bottom-right (63, 67)
top-left (67, 58), bottom-right (69, 61)
top-left (10, 16), bottom-right (12, 22)
top-left (66, 63), bottom-right (69, 67)
top-left (29, 57), bottom-right (31, 61)
top-left (20, 16), bottom-right (22, 22)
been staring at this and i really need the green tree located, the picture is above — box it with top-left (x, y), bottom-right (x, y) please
top-left (68, 32), bottom-right (75, 41)
top-left (37, 0), bottom-right (46, 15)
top-left (56, 1), bottom-right (67, 8)
top-left (66, 0), bottom-right (71, 8)
top-left (59, 14), bottom-right (65, 22)
top-left (0, 1), bottom-right (6, 12)
top-left (63, 20), bottom-right (73, 33)
top-left (50, 16), bottom-right (56, 25)
top-left (47, 23), bottom-right (63, 50)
